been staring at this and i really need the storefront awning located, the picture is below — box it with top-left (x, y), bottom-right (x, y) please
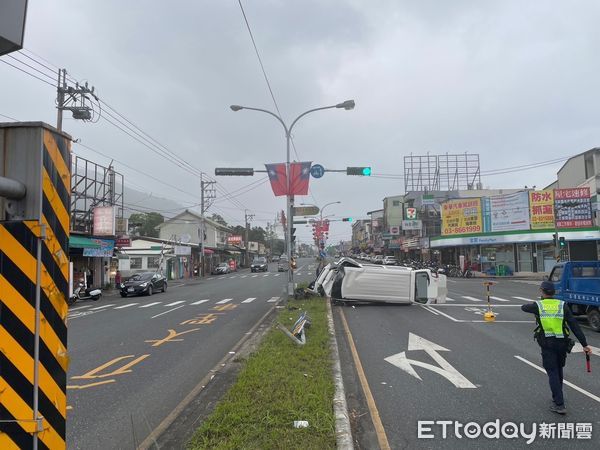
top-left (69, 236), bottom-right (102, 249)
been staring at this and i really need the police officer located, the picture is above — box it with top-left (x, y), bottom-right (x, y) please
top-left (521, 281), bottom-right (592, 414)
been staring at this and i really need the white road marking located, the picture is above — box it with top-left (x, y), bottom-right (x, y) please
top-left (140, 302), bottom-right (162, 308)
top-left (422, 306), bottom-right (440, 316)
top-left (263, 274), bottom-right (269, 277)
top-left (296, 272), bottom-right (302, 276)
top-left (170, 283), bottom-right (185, 289)
top-left (151, 305), bottom-right (185, 318)
top-left (241, 275), bottom-right (248, 279)
top-left (267, 297), bottom-right (280, 303)
top-left (165, 301), bottom-right (185, 306)
top-left (307, 272), bottom-right (313, 275)
top-left (385, 333), bottom-right (477, 389)
top-left (114, 303), bottom-right (139, 309)
top-left (447, 279), bottom-right (457, 284)
top-left (230, 276), bottom-right (237, 279)
top-left (513, 296), bottom-right (533, 302)
top-left (274, 273), bottom-right (280, 277)
top-left (242, 297), bottom-right (256, 303)
top-left (427, 307), bottom-right (460, 322)
top-left (190, 299), bottom-right (209, 305)
top-left (69, 305), bottom-right (92, 311)
top-left (445, 297), bottom-right (456, 302)
top-left (462, 296), bottom-right (482, 302)
top-left (490, 296), bottom-right (509, 302)
top-left (433, 304), bottom-right (522, 307)
top-left (515, 355), bottom-right (600, 403)
top-left (89, 304), bottom-right (116, 310)
top-left (252, 275), bottom-right (258, 278)
top-left (216, 298), bottom-right (232, 304)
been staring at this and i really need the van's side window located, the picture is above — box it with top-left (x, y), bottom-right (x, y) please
top-left (550, 267), bottom-right (563, 282)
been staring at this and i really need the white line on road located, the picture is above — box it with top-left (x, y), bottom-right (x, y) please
top-left (296, 272), bottom-right (302, 276)
top-left (69, 305), bottom-right (92, 311)
top-left (445, 297), bottom-right (456, 302)
top-left (190, 299), bottom-right (209, 305)
top-left (447, 279), bottom-right (457, 283)
top-left (242, 297), bottom-right (256, 303)
top-left (216, 298), bottom-right (232, 304)
top-left (140, 302), bottom-right (162, 308)
top-left (513, 296), bottom-right (533, 302)
top-left (252, 275), bottom-right (258, 278)
top-left (229, 276), bottom-right (237, 279)
top-left (151, 305), bottom-right (185, 318)
top-left (433, 304), bottom-right (523, 307)
top-left (462, 296), bottom-right (482, 302)
top-left (263, 274), bottom-right (269, 277)
top-left (422, 306), bottom-right (440, 316)
top-left (274, 273), bottom-right (280, 277)
top-left (114, 303), bottom-right (139, 309)
top-left (170, 283), bottom-right (185, 289)
top-left (165, 301), bottom-right (186, 306)
top-left (241, 275), bottom-right (248, 279)
top-left (427, 307), bottom-right (460, 322)
top-left (267, 297), bottom-right (280, 303)
top-left (515, 355), bottom-right (600, 403)
top-left (89, 304), bottom-right (116, 310)
top-left (307, 272), bottom-right (313, 275)
top-left (490, 296), bottom-right (509, 302)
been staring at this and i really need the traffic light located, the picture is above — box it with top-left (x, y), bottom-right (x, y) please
top-left (215, 168), bottom-right (254, 176)
top-left (552, 233), bottom-right (557, 246)
top-left (346, 166), bottom-right (372, 176)
top-left (559, 236), bottom-right (566, 248)
top-left (291, 227), bottom-right (296, 244)
top-left (342, 217), bottom-right (353, 222)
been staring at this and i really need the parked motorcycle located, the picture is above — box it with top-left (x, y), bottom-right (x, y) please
top-left (68, 282), bottom-right (102, 305)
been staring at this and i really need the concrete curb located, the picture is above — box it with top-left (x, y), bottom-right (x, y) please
top-left (326, 298), bottom-right (354, 450)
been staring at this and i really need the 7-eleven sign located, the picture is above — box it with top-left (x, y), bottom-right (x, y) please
top-left (405, 207), bottom-right (417, 219)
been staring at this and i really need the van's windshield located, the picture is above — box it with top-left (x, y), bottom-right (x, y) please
top-left (550, 266), bottom-right (563, 282)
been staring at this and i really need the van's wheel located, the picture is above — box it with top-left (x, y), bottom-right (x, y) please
top-left (588, 309), bottom-right (600, 332)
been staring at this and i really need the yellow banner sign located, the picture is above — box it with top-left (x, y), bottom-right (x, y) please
top-left (441, 199), bottom-right (482, 235)
top-left (529, 190), bottom-right (554, 229)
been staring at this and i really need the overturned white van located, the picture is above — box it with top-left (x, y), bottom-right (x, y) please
top-left (311, 258), bottom-right (447, 305)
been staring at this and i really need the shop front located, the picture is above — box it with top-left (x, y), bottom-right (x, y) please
top-left (69, 235), bottom-right (115, 290)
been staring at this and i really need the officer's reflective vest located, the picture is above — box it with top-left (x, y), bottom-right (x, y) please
top-left (535, 299), bottom-right (565, 338)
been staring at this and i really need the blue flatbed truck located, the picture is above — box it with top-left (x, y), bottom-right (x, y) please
top-left (549, 261), bottom-right (600, 332)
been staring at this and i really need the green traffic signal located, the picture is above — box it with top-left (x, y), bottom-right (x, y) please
top-left (362, 167), bottom-right (372, 176)
top-left (346, 167), bottom-right (372, 176)
top-left (343, 217), bottom-right (353, 222)
top-left (559, 237), bottom-right (566, 247)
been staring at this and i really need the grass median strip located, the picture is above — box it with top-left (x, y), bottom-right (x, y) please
top-left (187, 297), bottom-right (336, 450)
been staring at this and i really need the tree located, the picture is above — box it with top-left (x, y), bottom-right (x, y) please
top-left (231, 225), bottom-right (246, 237)
top-left (128, 212), bottom-right (164, 237)
top-left (210, 213), bottom-right (228, 226)
top-left (248, 226), bottom-right (266, 242)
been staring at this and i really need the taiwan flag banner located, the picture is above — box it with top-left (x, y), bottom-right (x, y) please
top-left (265, 163), bottom-right (288, 196)
top-left (289, 161), bottom-right (312, 196)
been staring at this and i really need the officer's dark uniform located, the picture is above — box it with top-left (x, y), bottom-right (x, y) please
top-left (521, 282), bottom-right (588, 411)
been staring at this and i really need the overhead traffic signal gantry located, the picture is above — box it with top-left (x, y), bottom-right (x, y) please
top-left (346, 166), bottom-right (372, 176)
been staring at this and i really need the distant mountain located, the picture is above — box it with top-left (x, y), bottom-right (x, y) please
top-left (122, 185), bottom-right (199, 219)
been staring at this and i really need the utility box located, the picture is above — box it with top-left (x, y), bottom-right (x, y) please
top-left (0, 122), bottom-right (70, 449)
top-left (0, 0), bottom-right (28, 56)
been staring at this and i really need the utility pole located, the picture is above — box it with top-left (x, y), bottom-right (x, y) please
top-left (245, 209), bottom-right (255, 266)
top-left (56, 68), bottom-right (97, 131)
top-left (200, 175), bottom-right (216, 277)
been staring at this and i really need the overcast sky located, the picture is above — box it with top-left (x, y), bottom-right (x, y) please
top-left (2, 0), bottom-right (600, 244)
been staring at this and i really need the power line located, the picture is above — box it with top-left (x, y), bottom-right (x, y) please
top-left (6, 54), bottom-right (57, 82)
top-left (0, 58), bottom-right (55, 87)
top-left (0, 112), bottom-right (19, 121)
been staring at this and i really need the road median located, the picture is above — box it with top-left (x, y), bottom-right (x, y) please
top-left (187, 296), bottom-right (337, 449)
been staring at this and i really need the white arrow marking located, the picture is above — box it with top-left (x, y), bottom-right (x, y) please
top-left (385, 332), bottom-right (477, 389)
top-left (571, 343), bottom-right (600, 355)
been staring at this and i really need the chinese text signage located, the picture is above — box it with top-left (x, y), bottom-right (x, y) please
top-left (554, 187), bottom-right (593, 228)
top-left (529, 190), bottom-right (554, 230)
top-left (441, 199), bottom-right (482, 235)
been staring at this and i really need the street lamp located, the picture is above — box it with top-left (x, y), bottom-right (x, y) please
top-left (230, 101), bottom-right (355, 296)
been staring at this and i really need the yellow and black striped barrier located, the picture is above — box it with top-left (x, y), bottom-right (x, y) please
top-left (1, 124), bottom-right (70, 449)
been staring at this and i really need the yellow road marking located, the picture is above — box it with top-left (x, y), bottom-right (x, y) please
top-left (212, 304), bottom-right (237, 311)
top-left (180, 313), bottom-right (222, 325)
top-left (145, 328), bottom-right (200, 347)
top-left (67, 379), bottom-right (116, 390)
top-left (339, 309), bottom-right (391, 450)
top-left (71, 354), bottom-right (150, 379)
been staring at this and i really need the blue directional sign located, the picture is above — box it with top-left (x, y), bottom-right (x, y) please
top-left (310, 164), bottom-right (325, 178)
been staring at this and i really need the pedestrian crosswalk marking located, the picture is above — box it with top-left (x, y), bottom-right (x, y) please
top-left (241, 275), bottom-right (248, 278)
top-left (242, 297), bottom-right (256, 303)
top-left (513, 296), bottom-right (532, 302)
top-left (140, 302), bottom-right (162, 308)
top-left (274, 273), bottom-right (280, 277)
top-left (445, 298), bottom-right (456, 302)
top-left (296, 272), bottom-right (302, 276)
top-left (190, 299), bottom-right (209, 305)
top-left (490, 296), bottom-right (509, 302)
top-left (263, 274), bottom-right (269, 277)
top-left (252, 275), bottom-right (258, 278)
top-left (114, 303), bottom-right (139, 309)
top-left (216, 298), bottom-right (232, 304)
top-left (165, 301), bottom-right (185, 306)
top-left (267, 297), bottom-right (280, 303)
top-left (462, 296), bottom-right (481, 302)
top-left (89, 304), bottom-right (116, 310)
top-left (230, 275), bottom-right (237, 279)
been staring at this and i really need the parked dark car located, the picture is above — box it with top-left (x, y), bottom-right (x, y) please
top-left (212, 262), bottom-right (231, 275)
top-left (120, 272), bottom-right (167, 297)
top-left (251, 257), bottom-right (268, 272)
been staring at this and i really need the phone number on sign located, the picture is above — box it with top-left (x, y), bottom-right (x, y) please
top-left (444, 226), bottom-right (481, 234)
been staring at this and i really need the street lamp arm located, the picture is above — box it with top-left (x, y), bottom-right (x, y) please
top-left (231, 105), bottom-right (289, 135)
top-left (289, 105), bottom-right (338, 134)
